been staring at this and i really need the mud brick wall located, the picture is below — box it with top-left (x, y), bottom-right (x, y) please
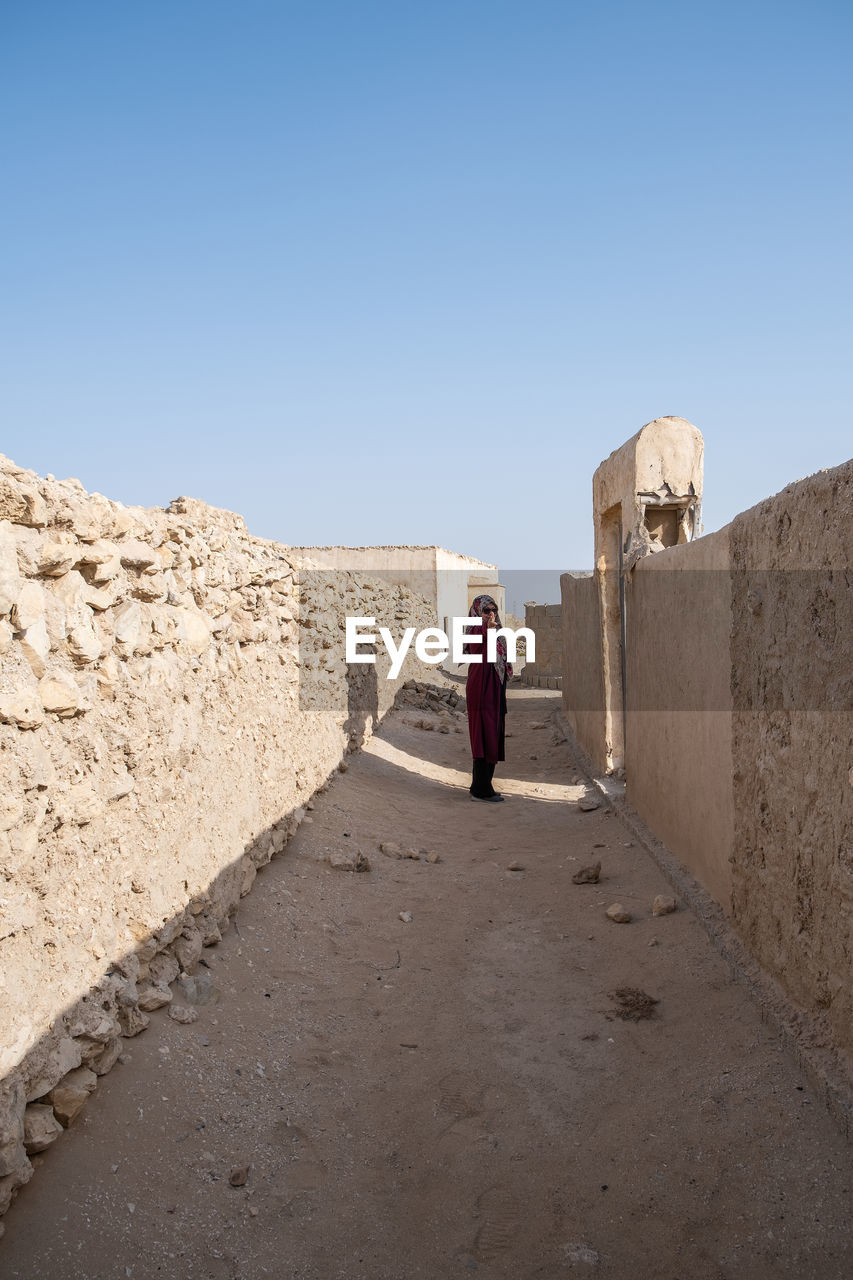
top-left (521, 603), bottom-right (562, 686)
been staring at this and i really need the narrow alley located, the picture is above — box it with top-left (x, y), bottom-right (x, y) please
top-left (3, 687), bottom-right (851, 1280)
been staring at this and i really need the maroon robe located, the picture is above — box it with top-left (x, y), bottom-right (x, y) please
top-left (465, 616), bottom-right (508, 764)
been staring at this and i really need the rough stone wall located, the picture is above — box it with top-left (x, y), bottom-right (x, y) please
top-left (0, 455), bottom-right (434, 1216)
top-left (521, 604), bottom-right (562, 687)
top-left (729, 461), bottom-right (853, 1058)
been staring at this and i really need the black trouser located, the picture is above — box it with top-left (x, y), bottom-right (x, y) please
top-left (470, 758), bottom-right (496, 798)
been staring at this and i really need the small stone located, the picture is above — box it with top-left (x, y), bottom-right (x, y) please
top-left (328, 849), bottom-right (370, 872)
top-left (38, 674), bottom-right (80, 716)
top-left (563, 1243), bottom-right (600, 1265)
top-left (338, 760), bottom-right (349, 772)
top-left (118, 539), bottom-right (159, 569)
top-left (578, 797), bottom-right (601, 812)
top-left (605, 903), bottom-right (632, 924)
top-left (249, 1206), bottom-right (259, 1217)
top-left (173, 928), bottom-right (203, 972)
top-left (137, 982), bottom-right (173, 1011)
top-left (118, 1004), bottom-right (150, 1037)
top-left (229, 1164), bottom-right (250, 1187)
top-left (168, 1004), bottom-right (198, 1025)
top-left (89, 1037), bottom-right (123, 1077)
top-left (18, 617), bottom-right (50, 676)
top-left (402, 848), bottom-right (419, 860)
top-left (424, 852), bottom-right (441, 864)
top-left (38, 542), bottom-right (76, 576)
top-left (648, 937), bottom-right (659, 947)
top-left (0, 691), bottom-right (45, 730)
top-left (609, 986), bottom-right (659, 1020)
top-left (176, 971), bottom-right (217, 1006)
top-left (148, 953), bottom-right (180, 986)
top-left (572, 861), bottom-right (601, 884)
top-left (399, 911), bottom-right (413, 923)
top-left (11, 581), bottom-right (45, 630)
top-left (652, 895), bottom-right (677, 917)
top-left (380, 841), bottom-right (403, 859)
top-left (83, 585), bottom-right (115, 611)
top-left (23, 1103), bottom-right (63, 1154)
top-left (507, 862), bottom-right (524, 872)
top-left (47, 1066), bottom-right (98, 1126)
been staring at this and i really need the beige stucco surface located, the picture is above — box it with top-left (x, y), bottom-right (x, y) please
top-left (562, 435), bottom-right (852, 1065)
top-left (593, 416), bottom-right (704, 536)
top-left (591, 417), bottom-right (704, 772)
top-left (560, 572), bottom-right (605, 767)
top-left (626, 527), bottom-right (734, 909)
top-left (728, 460), bottom-right (853, 1057)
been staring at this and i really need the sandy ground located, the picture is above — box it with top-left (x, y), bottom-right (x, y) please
top-left (2, 686), bottom-right (852, 1280)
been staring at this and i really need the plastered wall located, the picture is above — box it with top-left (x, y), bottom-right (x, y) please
top-left (0, 456), bottom-right (435, 1216)
top-left (560, 573), bottom-right (605, 766)
top-left (561, 457), bottom-right (853, 1061)
top-left (626, 529), bottom-right (734, 908)
top-left (728, 462), bottom-right (853, 1057)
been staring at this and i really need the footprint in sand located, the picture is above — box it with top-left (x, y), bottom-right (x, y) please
top-left (272, 1120), bottom-right (328, 1193)
top-left (471, 1183), bottom-right (525, 1261)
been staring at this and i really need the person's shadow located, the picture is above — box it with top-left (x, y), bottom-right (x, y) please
top-left (345, 648), bottom-right (379, 750)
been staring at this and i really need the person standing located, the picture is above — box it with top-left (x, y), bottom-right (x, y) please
top-left (465, 594), bottom-right (512, 801)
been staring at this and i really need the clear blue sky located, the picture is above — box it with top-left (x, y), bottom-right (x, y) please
top-left (2, 1), bottom-right (851, 569)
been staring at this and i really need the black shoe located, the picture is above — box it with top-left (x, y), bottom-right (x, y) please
top-left (469, 792), bottom-right (504, 802)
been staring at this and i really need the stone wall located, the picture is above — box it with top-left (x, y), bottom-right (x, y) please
top-left (0, 455), bottom-right (436, 1218)
top-left (521, 603), bottom-right (562, 688)
top-left (286, 545), bottom-right (502, 638)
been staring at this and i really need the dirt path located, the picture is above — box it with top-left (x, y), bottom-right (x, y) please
top-left (2, 688), bottom-right (852, 1280)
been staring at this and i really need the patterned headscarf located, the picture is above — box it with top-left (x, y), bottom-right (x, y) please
top-left (469, 594), bottom-right (508, 683)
